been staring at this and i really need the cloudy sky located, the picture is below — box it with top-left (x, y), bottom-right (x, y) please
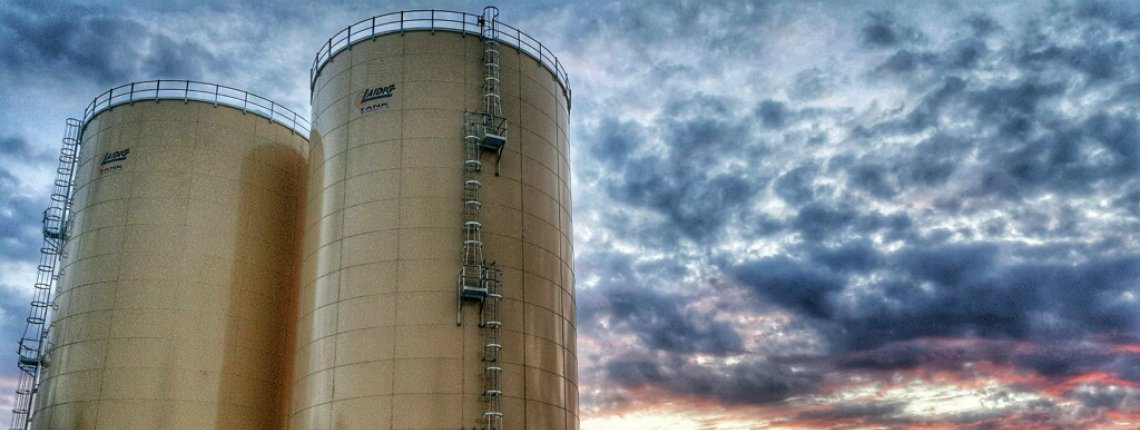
top-left (3, 0), bottom-right (1140, 428)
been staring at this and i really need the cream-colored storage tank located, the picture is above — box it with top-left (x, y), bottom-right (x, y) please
top-left (294, 9), bottom-right (576, 430)
top-left (31, 81), bottom-right (308, 430)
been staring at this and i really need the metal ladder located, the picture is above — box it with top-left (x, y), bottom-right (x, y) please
top-left (9, 118), bottom-right (81, 430)
top-left (456, 6), bottom-right (506, 430)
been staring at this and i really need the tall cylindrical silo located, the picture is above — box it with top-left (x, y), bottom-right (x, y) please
top-left (31, 81), bottom-right (308, 430)
top-left (294, 9), bottom-right (576, 430)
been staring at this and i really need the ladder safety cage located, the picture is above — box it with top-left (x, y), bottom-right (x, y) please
top-left (9, 118), bottom-right (82, 430)
top-left (456, 6), bottom-right (506, 430)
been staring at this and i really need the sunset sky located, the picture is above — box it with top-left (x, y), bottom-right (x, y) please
top-left (2, 0), bottom-right (1139, 428)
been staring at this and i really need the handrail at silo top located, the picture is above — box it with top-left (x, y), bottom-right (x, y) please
top-left (80, 79), bottom-right (312, 138)
top-left (310, 9), bottom-right (572, 109)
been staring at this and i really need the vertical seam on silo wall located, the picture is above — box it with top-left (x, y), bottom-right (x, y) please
top-left (516, 44), bottom-right (528, 430)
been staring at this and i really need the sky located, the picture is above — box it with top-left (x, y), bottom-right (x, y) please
top-left (1, 0), bottom-right (1139, 428)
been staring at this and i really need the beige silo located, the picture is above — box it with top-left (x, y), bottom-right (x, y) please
top-left (294, 9), bottom-right (577, 430)
top-left (31, 82), bottom-right (308, 430)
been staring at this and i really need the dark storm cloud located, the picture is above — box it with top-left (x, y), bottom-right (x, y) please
top-left (1076, 1), bottom-right (1140, 29)
top-left (966, 14), bottom-right (1001, 36)
top-left (606, 157), bottom-right (757, 240)
top-left (0, 168), bottom-right (44, 263)
top-left (974, 112), bottom-right (1139, 198)
top-left (803, 241), bottom-right (882, 274)
top-left (773, 164), bottom-right (820, 205)
top-left (840, 9), bottom-right (1140, 203)
top-left (571, 4), bottom-right (1140, 422)
top-left (731, 241), bottom-right (1140, 351)
top-left (0, 136), bottom-right (50, 162)
top-left (861, 11), bottom-right (925, 48)
top-left (1017, 33), bottom-right (1139, 83)
top-left (756, 100), bottom-right (787, 129)
top-left (789, 67), bottom-right (846, 101)
top-left (789, 202), bottom-right (913, 243)
top-left (605, 351), bottom-right (821, 405)
top-left (1013, 344), bottom-right (1116, 378)
top-left (732, 256), bottom-right (844, 319)
top-left (586, 286), bottom-right (742, 354)
top-left (596, 95), bottom-right (766, 241)
top-left (895, 133), bottom-right (964, 186)
top-left (834, 338), bottom-right (1140, 387)
top-left (1067, 384), bottom-right (1140, 410)
top-left (588, 118), bottom-right (641, 168)
top-left (576, 251), bottom-right (742, 355)
top-left (0, 0), bottom-right (231, 85)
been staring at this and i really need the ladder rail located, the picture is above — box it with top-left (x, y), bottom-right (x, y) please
top-left (456, 6), bottom-right (506, 430)
top-left (9, 118), bottom-right (82, 430)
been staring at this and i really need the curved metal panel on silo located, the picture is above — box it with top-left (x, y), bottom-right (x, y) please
top-left (295, 11), bottom-right (577, 430)
top-left (31, 82), bottom-right (308, 430)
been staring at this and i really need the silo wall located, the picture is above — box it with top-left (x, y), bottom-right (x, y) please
top-left (33, 99), bottom-right (308, 429)
top-left (294, 30), bottom-right (577, 430)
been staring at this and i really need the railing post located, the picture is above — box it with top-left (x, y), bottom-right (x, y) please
top-left (400, 11), bottom-right (404, 35)
top-left (155, 79), bottom-right (161, 102)
top-left (431, 10), bottom-right (435, 34)
top-left (129, 82), bottom-right (135, 105)
top-left (213, 85), bottom-right (220, 107)
top-left (184, 81), bottom-right (190, 103)
top-left (243, 92), bottom-right (248, 114)
top-left (372, 16), bottom-right (376, 39)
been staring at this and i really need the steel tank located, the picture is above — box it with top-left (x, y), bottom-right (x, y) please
top-left (31, 82), bottom-right (308, 430)
top-left (294, 10), bottom-right (577, 430)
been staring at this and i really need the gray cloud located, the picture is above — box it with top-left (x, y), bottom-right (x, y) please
top-left (0, 0), bottom-right (231, 86)
top-left (570, 2), bottom-right (1140, 417)
top-left (605, 351), bottom-right (822, 405)
top-left (593, 96), bottom-right (767, 241)
top-left (1067, 383), bottom-right (1140, 410)
top-left (0, 167), bottom-right (44, 263)
top-left (732, 244), bottom-right (1140, 352)
top-left (577, 251), bottom-right (742, 355)
top-left (796, 402), bottom-right (904, 422)
top-left (861, 11), bottom-right (926, 48)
